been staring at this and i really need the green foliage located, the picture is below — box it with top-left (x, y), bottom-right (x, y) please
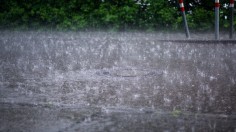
top-left (0, 0), bottom-right (235, 31)
top-left (188, 8), bottom-right (214, 31)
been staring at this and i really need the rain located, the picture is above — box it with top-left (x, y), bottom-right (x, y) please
top-left (0, 0), bottom-right (236, 131)
top-left (0, 31), bottom-right (236, 132)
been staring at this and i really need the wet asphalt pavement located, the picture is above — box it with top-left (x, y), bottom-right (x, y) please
top-left (0, 31), bottom-right (236, 132)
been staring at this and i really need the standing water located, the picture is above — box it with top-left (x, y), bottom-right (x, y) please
top-left (0, 31), bottom-right (236, 132)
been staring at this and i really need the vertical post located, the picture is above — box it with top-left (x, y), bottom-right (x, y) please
top-left (215, 0), bottom-right (220, 40)
top-left (178, 0), bottom-right (190, 39)
top-left (229, 0), bottom-right (234, 39)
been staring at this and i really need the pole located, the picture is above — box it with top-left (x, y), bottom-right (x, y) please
top-left (215, 0), bottom-right (220, 40)
top-left (229, 0), bottom-right (234, 39)
top-left (178, 0), bottom-right (190, 39)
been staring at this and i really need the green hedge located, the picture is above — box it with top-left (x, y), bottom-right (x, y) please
top-left (0, 0), bottom-right (235, 31)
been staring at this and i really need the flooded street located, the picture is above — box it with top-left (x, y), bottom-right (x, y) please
top-left (0, 31), bottom-right (236, 132)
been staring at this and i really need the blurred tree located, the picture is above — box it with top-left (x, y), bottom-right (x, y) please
top-left (0, 0), bottom-right (234, 31)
